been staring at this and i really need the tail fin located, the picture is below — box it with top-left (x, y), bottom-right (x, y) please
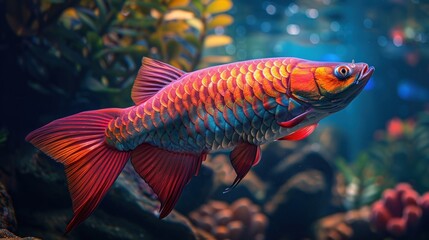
top-left (26, 108), bottom-right (131, 233)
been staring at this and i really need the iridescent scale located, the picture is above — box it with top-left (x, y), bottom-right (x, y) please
top-left (105, 58), bottom-right (308, 152)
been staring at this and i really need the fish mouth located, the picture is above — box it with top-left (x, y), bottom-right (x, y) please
top-left (355, 64), bottom-right (375, 85)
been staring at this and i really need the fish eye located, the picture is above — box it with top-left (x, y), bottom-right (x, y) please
top-left (334, 65), bottom-right (352, 80)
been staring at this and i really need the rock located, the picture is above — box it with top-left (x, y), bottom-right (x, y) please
top-left (12, 151), bottom-right (199, 239)
top-left (265, 170), bottom-right (330, 239)
top-left (315, 206), bottom-right (380, 240)
top-left (263, 144), bottom-right (334, 240)
top-left (0, 228), bottom-right (40, 239)
top-left (205, 154), bottom-right (267, 205)
top-left (176, 164), bottom-right (217, 214)
top-left (0, 182), bottom-right (16, 231)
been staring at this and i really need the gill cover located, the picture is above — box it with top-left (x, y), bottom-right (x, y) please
top-left (289, 61), bottom-right (365, 102)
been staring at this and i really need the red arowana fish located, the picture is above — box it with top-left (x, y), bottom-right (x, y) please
top-left (26, 57), bottom-right (374, 232)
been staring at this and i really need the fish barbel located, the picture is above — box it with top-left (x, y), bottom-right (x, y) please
top-left (26, 57), bottom-right (374, 232)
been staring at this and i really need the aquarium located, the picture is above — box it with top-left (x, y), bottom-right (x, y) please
top-left (1, 0), bottom-right (429, 239)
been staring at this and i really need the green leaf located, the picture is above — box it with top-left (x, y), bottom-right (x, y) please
top-left (335, 158), bottom-right (355, 183)
top-left (95, 0), bottom-right (107, 18)
top-left (192, 0), bottom-right (204, 14)
top-left (58, 42), bottom-right (89, 65)
top-left (76, 10), bottom-right (97, 31)
top-left (86, 31), bottom-right (103, 50)
top-left (110, 27), bottom-right (139, 36)
top-left (361, 184), bottom-right (381, 204)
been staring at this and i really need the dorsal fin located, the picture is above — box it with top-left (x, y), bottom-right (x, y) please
top-left (131, 57), bottom-right (186, 105)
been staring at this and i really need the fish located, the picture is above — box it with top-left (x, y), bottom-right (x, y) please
top-left (26, 57), bottom-right (374, 232)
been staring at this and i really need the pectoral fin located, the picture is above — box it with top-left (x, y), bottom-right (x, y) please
top-left (278, 123), bottom-right (318, 141)
top-left (224, 143), bottom-right (261, 193)
top-left (277, 110), bottom-right (311, 128)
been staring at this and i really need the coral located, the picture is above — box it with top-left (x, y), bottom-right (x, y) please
top-left (189, 198), bottom-right (268, 240)
top-left (370, 183), bottom-right (429, 238)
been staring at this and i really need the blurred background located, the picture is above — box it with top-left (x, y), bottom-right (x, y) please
top-left (1, 0), bottom-right (429, 239)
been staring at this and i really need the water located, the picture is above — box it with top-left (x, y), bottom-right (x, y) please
top-left (1, 0), bottom-right (429, 239)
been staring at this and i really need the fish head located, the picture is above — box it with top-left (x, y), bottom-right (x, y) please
top-left (289, 60), bottom-right (374, 113)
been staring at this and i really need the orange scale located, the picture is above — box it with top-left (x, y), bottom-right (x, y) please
top-left (264, 60), bottom-right (273, 68)
top-left (253, 70), bottom-right (263, 84)
top-left (220, 70), bottom-right (229, 80)
top-left (227, 76), bottom-right (237, 93)
top-left (272, 77), bottom-right (287, 93)
top-left (216, 79), bottom-right (228, 96)
top-left (245, 72), bottom-right (255, 87)
top-left (262, 67), bottom-right (274, 81)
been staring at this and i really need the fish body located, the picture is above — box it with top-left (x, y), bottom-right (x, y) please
top-left (106, 58), bottom-right (311, 153)
top-left (26, 57), bottom-right (374, 232)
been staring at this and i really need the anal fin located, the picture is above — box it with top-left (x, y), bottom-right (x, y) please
top-left (130, 144), bottom-right (205, 218)
top-left (224, 143), bottom-right (261, 193)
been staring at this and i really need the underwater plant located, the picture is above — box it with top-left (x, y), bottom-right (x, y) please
top-left (5, 0), bottom-right (234, 99)
top-left (335, 153), bottom-right (382, 210)
top-left (369, 112), bottom-right (429, 193)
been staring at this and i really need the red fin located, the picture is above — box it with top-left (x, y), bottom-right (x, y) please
top-left (130, 144), bottom-right (203, 218)
top-left (224, 143), bottom-right (261, 193)
top-left (26, 109), bottom-right (130, 233)
top-left (132, 57), bottom-right (186, 105)
top-left (278, 110), bottom-right (311, 128)
top-left (278, 123), bottom-right (318, 141)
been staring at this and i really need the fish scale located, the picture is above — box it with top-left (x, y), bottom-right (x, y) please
top-left (105, 58), bottom-right (308, 152)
